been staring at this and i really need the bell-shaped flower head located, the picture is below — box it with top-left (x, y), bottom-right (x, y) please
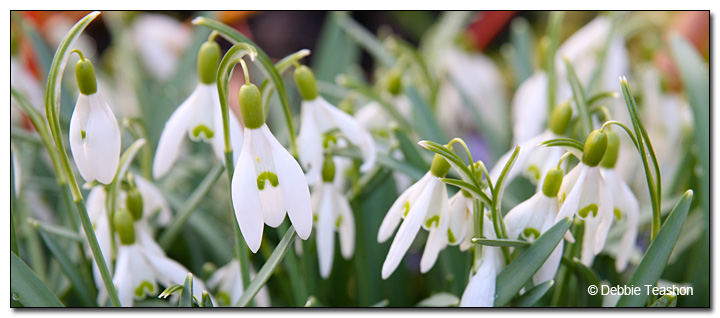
top-left (378, 154), bottom-right (452, 279)
top-left (231, 82), bottom-right (312, 253)
top-left (459, 211), bottom-right (503, 307)
top-left (295, 65), bottom-right (376, 184)
top-left (69, 56), bottom-right (121, 184)
top-left (153, 40), bottom-right (244, 179)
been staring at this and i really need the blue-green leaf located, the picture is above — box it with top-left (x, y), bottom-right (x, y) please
top-left (511, 280), bottom-right (554, 307)
top-left (472, 238), bottom-right (530, 248)
top-left (11, 253), bottom-right (64, 307)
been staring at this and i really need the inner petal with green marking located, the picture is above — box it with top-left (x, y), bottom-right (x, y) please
top-left (525, 165), bottom-right (541, 182)
top-left (614, 208), bottom-right (622, 220)
top-left (425, 215), bottom-right (439, 228)
top-left (134, 280), bottom-right (155, 298)
top-left (191, 124), bottom-right (214, 140)
top-left (447, 229), bottom-right (456, 244)
top-left (522, 227), bottom-right (541, 240)
top-left (578, 203), bottom-right (599, 218)
top-left (256, 171), bottom-right (279, 190)
top-left (402, 201), bottom-right (410, 218)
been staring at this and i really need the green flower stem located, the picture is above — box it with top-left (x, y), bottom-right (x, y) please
top-left (472, 199), bottom-right (484, 273)
top-left (42, 11), bottom-right (120, 307)
top-left (277, 224), bottom-right (308, 306)
top-left (491, 145), bottom-right (520, 264)
top-left (193, 16), bottom-right (299, 157)
top-left (158, 162), bottom-right (224, 249)
top-left (544, 11), bottom-right (564, 113)
top-left (564, 57), bottom-right (592, 140)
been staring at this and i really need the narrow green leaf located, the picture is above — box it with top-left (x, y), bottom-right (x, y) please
top-left (494, 217), bottom-right (573, 307)
top-left (38, 229), bottom-right (96, 306)
top-left (201, 291), bottom-right (214, 307)
top-left (393, 127), bottom-right (428, 171)
top-left (334, 12), bottom-right (395, 67)
top-left (472, 238), bottom-right (530, 248)
top-left (159, 284), bottom-right (183, 299)
top-left (586, 91), bottom-right (619, 109)
top-left (616, 190), bottom-right (693, 307)
top-left (650, 294), bottom-right (678, 307)
top-left (312, 13), bottom-right (360, 82)
top-left (511, 280), bottom-right (554, 307)
top-left (540, 138), bottom-right (585, 152)
top-left (11, 253), bottom-right (64, 307)
top-left (406, 88), bottom-right (448, 144)
top-left (415, 292), bottom-right (460, 307)
top-left (180, 274), bottom-right (194, 307)
top-left (563, 58), bottom-right (592, 139)
top-left (440, 178), bottom-right (492, 207)
top-left (418, 140), bottom-right (474, 183)
top-left (234, 226), bottom-right (297, 307)
top-left (507, 17), bottom-right (535, 85)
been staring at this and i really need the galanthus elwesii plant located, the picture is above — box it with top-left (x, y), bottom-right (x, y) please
top-left (10, 11), bottom-right (706, 308)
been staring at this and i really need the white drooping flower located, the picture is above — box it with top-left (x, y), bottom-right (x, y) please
top-left (296, 66), bottom-right (376, 185)
top-left (131, 13), bottom-right (191, 81)
top-left (231, 83), bottom-right (312, 253)
top-left (311, 157), bottom-right (355, 278)
top-left (207, 259), bottom-right (270, 307)
top-left (459, 212), bottom-right (503, 307)
top-left (448, 191), bottom-right (473, 251)
top-left (69, 57), bottom-right (121, 185)
top-left (153, 41), bottom-right (244, 179)
top-left (378, 154), bottom-right (451, 279)
top-left (511, 71), bottom-right (550, 145)
top-left (504, 167), bottom-right (565, 285)
top-left (109, 209), bottom-right (209, 307)
top-left (555, 130), bottom-right (614, 266)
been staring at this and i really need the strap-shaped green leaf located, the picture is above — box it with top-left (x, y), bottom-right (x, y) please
top-left (472, 238), bottom-right (530, 248)
top-left (38, 230), bottom-right (96, 306)
top-left (510, 280), bottom-right (554, 307)
top-left (616, 190), bottom-right (693, 307)
top-left (494, 217), bottom-right (572, 307)
top-left (180, 274), bottom-right (194, 307)
top-left (11, 253), bottom-right (64, 307)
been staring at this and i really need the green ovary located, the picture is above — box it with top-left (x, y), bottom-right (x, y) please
top-left (256, 171), bottom-right (279, 190)
top-left (134, 281), bottom-right (155, 298)
top-left (578, 203), bottom-right (599, 218)
top-left (192, 124), bottom-right (214, 139)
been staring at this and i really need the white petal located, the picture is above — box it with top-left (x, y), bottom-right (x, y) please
top-left (420, 192), bottom-right (449, 273)
top-left (113, 245), bottom-right (134, 307)
top-left (128, 245), bottom-right (158, 300)
top-left (316, 184), bottom-right (335, 279)
top-left (489, 133), bottom-right (545, 184)
top-left (533, 240), bottom-right (563, 285)
top-left (84, 94), bottom-right (121, 184)
top-left (298, 102), bottom-right (323, 185)
top-left (381, 178), bottom-right (437, 279)
top-left (336, 186), bottom-right (356, 259)
top-left (512, 72), bottom-right (549, 145)
top-left (556, 166), bottom-right (588, 222)
top-left (69, 95), bottom-right (93, 182)
top-left (319, 97), bottom-right (377, 172)
top-left (265, 125), bottom-right (313, 240)
top-left (603, 169), bottom-right (639, 272)
top-left (447, 193), bottom-right (471, 246)
top-left (378, 173), bottom-right (431, 243)
top-left (503, 193), bottom-right (541, 240)
top-left (153, 91), bottom-right (194, 179)
top-left (134, 176), bottom-right (172, 226)
top-left (86, 186), bottom-right (107, 224)
top-left (231, 129), bottom-right (265, 253)
top-left (143, 247), bottom-right (206, 303)
top-left (459, 260), bottom-right (497, 307)
top-left (594, 174), bottom-right (614, 254)
top-left (581, 216), bottom-right (601, 266)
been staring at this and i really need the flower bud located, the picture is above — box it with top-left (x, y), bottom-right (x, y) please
top-left (126, 188), bottom-right (144, 221)
top-left (582, 129), bottom-right (608, 167)
top-left (386, 68), bottom-right (403, 96)
top-left (430, 154), bottom-right (451, 178)
top-left (75, 58), bottom-right (97, 95)
top-left (548, 101), bottom-right (573, 135)
top-left (114, 209), bottom-right (136, 245)
top-left (198, 41), bottom-right (220, 85)
top-left (294, 65), bottom-right (318, 101)
top-left (542, 167), bottom-right (564, 198)
top-left (600, 130), bottom-right (620, 169)
top-left (321, 156), bottom-right (336, 183)
top-left (238, 83), bottom-right (264, 129)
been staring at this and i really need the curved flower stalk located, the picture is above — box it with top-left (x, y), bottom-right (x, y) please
top-left (130, 13), bottom-right (191, 81)
top-left (378, 154), bottom-right (451, 279)
top-left (491, 101), bottom-right (572, 188)
top-left (231, 80), bottom-right (312, 253)
top-left (555, 129), bottom-right (614, 266)
top-left (459, 212), bottom-right (503, 307)
top-left (296, 65), bottom-right (376, 185)
top-left (107, 209), bottom-right (209, 307)
top-left (311, 156), bottom-right (355, 278)
top-left (504, 167), bottom-right (565, 285)
top-left (153, 40), bottom-right (244, 179)
top-left (207, 259), bottom-right (270, 307)
top-left (598, 130), bottom-right (639, 272)
top-left (69, 55), bottom-right (121, 184)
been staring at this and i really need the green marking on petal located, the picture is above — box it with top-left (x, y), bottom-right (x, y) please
top-left (523, 227), bottom-right (541, 240)
top-left (614, 208), bottom-right (622, 221)
top-left (134, 281), bottom-right (155, 298)
top-left (216, 291), bottom-right (231, 307)
top-left (335, 215), bottom-right (343, 228)
top-left (80, 130), bottom-right (86, 140)
top-left (256, 171), bottom-right (279, 190)
top-left (578, 203), bottom-right (599, 218)
top-left (192, 124), bottom-right (215, 139)
top-left (526, 165), bottom-right (541, 182)
top-left (447, 229), bottom-right (456, 244)
top-left (425, 215), bottom-right (439, 228)
top-left (402, 201), bottom-right (410, 218)
top-left (313, 213), bottom-right (318, 222)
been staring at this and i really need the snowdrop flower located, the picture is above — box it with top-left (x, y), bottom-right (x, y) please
top-left (231, 81), bottom-right (312, 253)
top-left (131, 13), bottom-right (191, 81)
top-left (378, 154), bottom-right (451, 279)
top-left (448, 191), bottom-right (474, 251)
top-left (555, 129), bottom-right (614, 266)
top-left (207, 259), bottom-right (270, 307)
top-left (459, 212), bottom-right (503, 307)
top-left (69, 55), bottom-right (121, 185)
top-left (312, 156), bottom-right (355, 278)
top-left (153, 41), bottom-right (244, 179)
top-left (491, 101), bottom-right (572, 189)
top-left (556, 15), bottom-right (611, 87)
top-left (110, 209), bottom-right (209, 307)
top-left (353, 68), bottom-right (412, 134)
top-left (598, 130), bottom-right (639, 272)
top-left (296, 65), bottom-right (376, 184)
top-left (504, 167), bottom-right (565, 285)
